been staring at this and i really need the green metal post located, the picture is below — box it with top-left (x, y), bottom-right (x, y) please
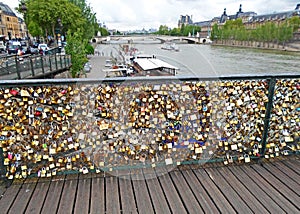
top-left (260, 78), bottom-right (276, 156)
top-left (30, 58), bottom-right (35, 77)
top-left (55, 54), bottom-right (58, 70)
top-left (40, 57), bottom-right (45, 74)
top-left (49, 56), bottom-right (52, 71)
top-left (15, 56), bottom-right (21, 79)
top-left (0, 147), bottom-right (4, 178)
top-left (60, 55), bottom-right (63, 69)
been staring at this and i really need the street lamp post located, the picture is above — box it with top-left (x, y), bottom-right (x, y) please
top-left (21, 1), bottom-right (29, 44)
top-left (57, 18), bottom-right (62, 47)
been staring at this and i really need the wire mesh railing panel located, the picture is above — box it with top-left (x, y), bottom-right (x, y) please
top-left (0, 76), bottom-right (299, 179)
top-left (266, 79), bottom-right (300, 157)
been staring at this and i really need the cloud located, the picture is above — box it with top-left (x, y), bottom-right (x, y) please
top-left (2, 0), bottom-right (299, 31)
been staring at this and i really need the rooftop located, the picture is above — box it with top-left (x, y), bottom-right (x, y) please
top-left (0, 2), bottom-right (17, 17)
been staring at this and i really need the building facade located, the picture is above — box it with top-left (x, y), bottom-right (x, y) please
top-left (191, 4), bottom-right (300, 39)
top-left (178, 15), bottom-right (193, 28)
top-left (0, 2), bottom-right (21, 40)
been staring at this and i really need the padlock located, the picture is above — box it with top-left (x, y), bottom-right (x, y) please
top-left (165, 158), bottom-right (173, 165)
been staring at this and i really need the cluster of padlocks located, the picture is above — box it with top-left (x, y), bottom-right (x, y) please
top-left (0, 78), bottom-right (299, 179)
top-left (266, 79), bottom-right (300, 158)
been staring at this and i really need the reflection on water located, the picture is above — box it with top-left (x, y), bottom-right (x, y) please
top-left (97, 43), bottom-right (300, 77)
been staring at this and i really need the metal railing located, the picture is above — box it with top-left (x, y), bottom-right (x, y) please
top-left (0, 51), bottom-right (71, 80)
top-left (0, 74), bottom-right (299, 179)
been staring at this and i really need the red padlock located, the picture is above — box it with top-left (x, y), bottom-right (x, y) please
top-left (10, 89), bottom-right (18, 96)
top-left (34, 111), bottom-right (42, 116)
top-left (61, 89), bottom-right (67, 94)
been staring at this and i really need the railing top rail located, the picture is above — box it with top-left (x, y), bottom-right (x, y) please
top-left (0, 74), bottom-right (299, 86)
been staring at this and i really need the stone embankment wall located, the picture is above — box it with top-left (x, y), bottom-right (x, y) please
top-left (212, 40), bottom-right (300, 52)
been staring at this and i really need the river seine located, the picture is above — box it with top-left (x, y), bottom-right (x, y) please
top-left (96, 43), bottom-right (300, 77)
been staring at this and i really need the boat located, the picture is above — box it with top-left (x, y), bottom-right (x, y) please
top-left (161, 42), bottom-right (179, 52)
top-left (131, 55), bottom-right (179, 76)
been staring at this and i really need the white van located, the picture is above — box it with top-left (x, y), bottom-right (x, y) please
top-left (38, 43), bottom-right (48, 51)
top-left (105, 59), bottom-right (113, 67)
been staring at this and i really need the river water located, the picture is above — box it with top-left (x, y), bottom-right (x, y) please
top-left (96, 43), bottom-right (300, 77)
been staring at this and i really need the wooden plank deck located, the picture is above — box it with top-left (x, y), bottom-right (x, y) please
top-left (0, 157), bottom-right (299, 214)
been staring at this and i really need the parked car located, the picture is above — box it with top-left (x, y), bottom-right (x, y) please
top-left (30, 47), bottom-right (39, 55)
top-left (7, 44), bottom-right (20, 54)
top-left (32, 42), bottom-right (39, 48)
top-left (21, 47), bottom-right (31, 55)
top-left (38, 43), bottom-right (48, 51)
top-left (83, 62), bottom-right (92, 73)
top-left (20, 41), bottom-right (27, 47)
top-left (38, 43), bottom-right (48, 55)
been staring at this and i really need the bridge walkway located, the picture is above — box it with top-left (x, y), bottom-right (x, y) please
top-left (0, 157), bottom-right (299, 213)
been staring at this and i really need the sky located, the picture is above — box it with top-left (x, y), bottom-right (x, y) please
top-left (2, 0), bottom-right (300, 31)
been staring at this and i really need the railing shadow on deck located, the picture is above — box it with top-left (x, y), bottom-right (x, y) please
top-left (0, 74), bottom-right (299, 180)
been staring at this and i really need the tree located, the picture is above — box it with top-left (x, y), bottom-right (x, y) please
top-left (18, 0), bottom-right (99, 78)
top-left (64, 29), bottom-right (88, 77)
top-left (68, 0), bottom-right (99, 39)
top-left (18, 0), bottom-right (85, 42)
top-left (210, 24), bottom-right (219, 40)
top-left (99, 27), bottom-right (109, 36)
top-left (157, 25), bottom-right (169, 35)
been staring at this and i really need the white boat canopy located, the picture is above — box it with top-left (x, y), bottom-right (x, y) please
top-left (134, 58), bottom-right (179, 71)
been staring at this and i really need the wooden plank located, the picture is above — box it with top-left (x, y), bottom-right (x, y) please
top-left (262, 162), bottom-right (300, 194)
top-left (229, 165), bottom-right (283, 213)
top-left (0, 184), bottom-right (7, 197)
top-left (0, 182), bottom-right (23, 213)
top-left (251, 164), bottom-right (300, 208)
top-left (8, 178), bottom-right (38, 214)
top-left (205, 167), bottom-right (252, 213)
top-left (41, 175), bottom-right (66, 214)
top-left (282, 160), bottom-right (300, 175)
top-left (105, 175), bottom-right (120, 214)
top-left (56, 173), bottom-right (79, 214)
top-left (181, 169), bottom-right (219, 213)
top-left (169, 170), bottom-right (203, 213)
top-left (272, 161), bottom-right (300, 185)
top-left (156, 168), bottom-right (187, 214)
top-left (118, 175), bottom-right (138, 214)
top-left (73, 174), bottom-right (91, 214)
top-left (193, 168), bottom-right (236, 213)
top-left (131, 171), bottom-right (154, 213)
top-left (216, 166), bottom-right (268, 213)
top-left (90, 176), bottom-right (105, 214)
top-left (25, 177), bottom-right (51, 214)
top-left (242, 165), bottom-right (299, 213)
top-left (144, 168), bottom-right (171, 214)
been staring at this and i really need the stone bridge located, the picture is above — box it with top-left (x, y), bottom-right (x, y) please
top-left (93, 35), bottom-right (211, 44)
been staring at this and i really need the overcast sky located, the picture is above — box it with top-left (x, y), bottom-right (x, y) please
top-left (2, 0), bottom-right (300, 31)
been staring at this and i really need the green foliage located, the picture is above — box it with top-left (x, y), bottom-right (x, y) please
top-left (289, 16), bottom-right (300, 31)
top-left (158, 25), bottom-right (169, 35)
top-left (64, 30), bottom-right (88, 78)
top-left (156, 24), bottom-right (201, 36)
top-left (68, 0), bottom-right (99, 39)
top-left (99, 27), bottom-right (109, 36)
top-left (19, 0), bottom-right (85, 41)
top-left (212, 17), bottom-right (299, 44)
top-left (169, 28), bottom-right (180, 36)
top-left (85, 43), bottom-right (94, 55)
top-left (210, 24), bottom-right (219, 40)
top-left (18, 0), bottom-right (100, 78)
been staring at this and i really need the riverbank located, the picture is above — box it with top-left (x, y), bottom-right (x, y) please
top-left (212, 40), bottom-right (300, 52)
